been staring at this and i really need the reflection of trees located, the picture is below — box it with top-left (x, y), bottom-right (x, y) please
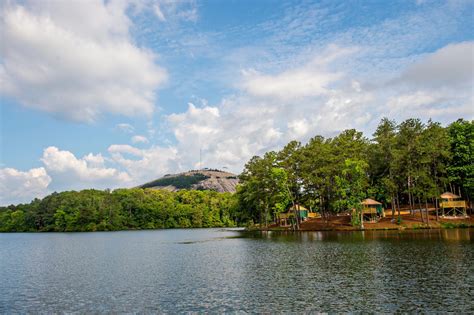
top-left (441, 228), bottom-right (471, 241)
top-left (238, 229), bottom-right (473, 312)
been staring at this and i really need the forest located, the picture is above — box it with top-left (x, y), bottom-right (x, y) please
top-left (237, 118), bottom-right (473, 227)
top-left (0, 118), bottom-right (472, 232)
top-left (0, 189), bottom-right (239, 232)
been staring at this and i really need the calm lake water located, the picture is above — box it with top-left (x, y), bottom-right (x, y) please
top-left (1, 228), bottom-right (473, 313)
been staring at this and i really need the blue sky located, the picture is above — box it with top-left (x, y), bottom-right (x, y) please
top-left (1, 0), bottom-right (473, 205)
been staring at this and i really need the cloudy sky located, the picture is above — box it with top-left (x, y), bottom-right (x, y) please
top-left (1, 0), bottom-right (473, 205)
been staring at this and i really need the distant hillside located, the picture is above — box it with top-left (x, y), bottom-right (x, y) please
top-left (140, 169), bottom-right (239, 193)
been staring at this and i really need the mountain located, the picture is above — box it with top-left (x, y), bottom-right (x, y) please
top-left (139, 169), bottom-right (239, 193)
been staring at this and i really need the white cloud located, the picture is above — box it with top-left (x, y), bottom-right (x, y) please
top-left (159, 41), bottom-right (472, 176)
top-left (2, 143), bottom-right (179, 205)
top-left (385, 91), bottom-right (474, 122)
top-left (156, 47), bottom-right (379, 172)
top-left (83, 153), bottom-right (106, 168)
top-left (41, 146), bottom-right (131, 190)
top-left (153, 3), bottom-right (167, 21)
top-left (240, 46), bottom-right (353, 100)
top-left (3, 37), bottom-right (473, 205)
top-left (381, 41), bottom-right (474, 123)
top-left (168, 103), bottom-right (221, 142)
top-left (116, 123), bottom-right (135, 133)
top-left (287, 119), bottom-right (310, 139)
top-left (0, 1), bottom-right (167, 122)
top-left (108, 144), bottom-right (144, 157)
top-left (0, 167), bottom-right (51, 205)
top-left (152, 0), bottom-right (198, 23)
top-left (131, 135), bottom-right (149, 144)
top-left (395, 41), bottom-right (474, 88)
top-left (166, 101), bottom-right (288, 172)
top-left (108, 145), bottom-right (178, 183)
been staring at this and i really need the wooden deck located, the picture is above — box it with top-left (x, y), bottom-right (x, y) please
top-left (440, 201), bottom-right (467, 208)
top-left (362, 207), bottom-right (378, 214)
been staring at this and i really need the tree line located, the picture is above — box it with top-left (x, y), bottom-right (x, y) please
top-left (0, 189), bottom-right (240, 232)
top-left (237, 118), bottom-right (473, 227)
top-left (1, 118), bottom-right (472, 232)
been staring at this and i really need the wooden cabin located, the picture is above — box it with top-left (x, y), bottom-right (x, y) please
top-left (359, 198), bottom-right (385, 222)
top-left (277, 204), bottom-right (319, 226)
top-left (439, 192), bottom-right (467, 217)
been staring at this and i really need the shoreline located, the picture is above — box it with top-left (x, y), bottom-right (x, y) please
top-left (250, 225), bottom-right (474, 232)
top-left (248, 213), bottom-right (474, 232)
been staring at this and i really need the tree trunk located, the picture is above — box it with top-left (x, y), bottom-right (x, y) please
top-left (417, 196), bottom-right (424, 224)
top-left (319, 194), bottom-right (322, 216)
top-left (296, 203), bottom-right (301, 228)
top-left (425, 199), bottom-right (430, 226)
top-left (291, 200), bottom-right (300, 230)
top-left (433, 168), bottom-right (439, 222)
top-left (286, 183), bottom-right (299, 231)
top-left (408, 177), bottom-right (414, 215)
top-left (326, 189), bottom-right (330, 224)
top-left (391, 194), bottom-right (395, 221)
top-left (397, 194), bottom-right (401, 224)
top-left (265, 204), bottom-right (268, 228)
top-left (290, 201), bottom-right (296, 231)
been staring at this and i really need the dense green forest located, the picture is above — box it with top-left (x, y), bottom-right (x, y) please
top-left (0, 118), bottom-right (472, 232)
top-left (0, 189), bottom-right (239, 232)
top-left (237, 118), bottom-right (473, 226)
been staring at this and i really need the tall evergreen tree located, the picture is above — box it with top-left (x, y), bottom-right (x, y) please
top-left (447, 119), bottom-right (474, 202)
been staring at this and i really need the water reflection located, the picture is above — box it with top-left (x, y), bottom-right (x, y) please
top-left (238, 228), bottom-right (473, 313)
top-left (0, 228), bottom-right (472, 313)
top-left (245, 228), bottom-right (473, 242)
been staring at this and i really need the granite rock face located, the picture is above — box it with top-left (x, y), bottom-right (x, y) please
top-left (140, 169), bottom-right (239, 193)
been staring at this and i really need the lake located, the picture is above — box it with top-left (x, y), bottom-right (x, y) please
top-left (1, 228), bottom-right (473, 313)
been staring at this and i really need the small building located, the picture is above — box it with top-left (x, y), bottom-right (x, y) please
top-left (359, 198), bottom-right (385, 222)
top-left (277, 204), bottom-right (318, 227)
top-left (439, 192), bottom-right (467, 217)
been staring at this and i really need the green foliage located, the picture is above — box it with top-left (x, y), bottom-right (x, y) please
top-left (441, 222), bottom-right (471, 229)
top-left (411, 224), bottom-right (428, 230)
top-left (237, 152), bottom-right (290, 226)
top-left (0, 189), bottom-right (239, 232)
top-left (447, 119), bottom-right (474, 200)
top-left (335, 159), bottom-right (368, 226)
top-left (369, 118), bottom-right (397, 207)
top-left (397, 216), bottom-right (403, 225)
top-left (140, 173), bottom-right (210, 189)
top-left (236, 117), bottom-right (473, 226)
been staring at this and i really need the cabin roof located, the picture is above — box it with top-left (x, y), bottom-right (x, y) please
top-left (287, 204), bottom-right (309, 211)
top-left (361, 198), bottom-right (382, 205)
top-left (440, 192), bottom-right (460, 199)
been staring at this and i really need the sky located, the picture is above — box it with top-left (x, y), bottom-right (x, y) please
top-left (0, 0), bottom-right (473, 205)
